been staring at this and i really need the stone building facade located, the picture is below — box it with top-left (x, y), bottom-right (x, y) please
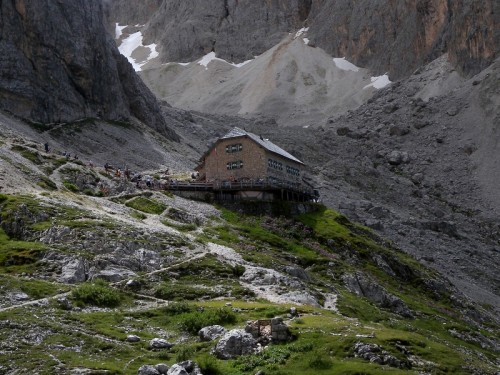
top-left (196, 127), bottom-right (304, 185)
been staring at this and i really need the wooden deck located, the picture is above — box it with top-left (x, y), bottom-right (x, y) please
top-left (164, 179), bottom-right (319, 202)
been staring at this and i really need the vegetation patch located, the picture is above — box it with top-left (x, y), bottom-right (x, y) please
top-left (10, 145), bottom-right (43, 165)
top-left (71, 279), bottom-right (125, 308)
top-left (37, 175), bottom-right (57, 190)
top-left (125, 196), bottom-right (166, 214)
top-left (178, 308), bottom-right (237, 334)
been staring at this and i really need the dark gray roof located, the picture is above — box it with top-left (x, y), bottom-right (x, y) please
top-left (221, 127), bottom-right (304, 164)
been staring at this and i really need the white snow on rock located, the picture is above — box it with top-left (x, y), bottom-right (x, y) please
top-left (294, 27), bottom-right (309, 39)
top-left (197, 52), bottom-right (253, 69)
top-left (333, 57), bottom-right (360, 72)
top-left (115, 23), bottom-right (127, 39)
top-left (117, 31), bottom-right (159, 71)
top-left (303, 38), bottom-right (310, 45)
top-left (364, 74), bottom-right (392, 89)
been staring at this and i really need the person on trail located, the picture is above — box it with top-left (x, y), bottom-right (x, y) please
top-left (89, 160), bottom-right (94, 168)
top-left (44, 142), bottom-right (49, 153)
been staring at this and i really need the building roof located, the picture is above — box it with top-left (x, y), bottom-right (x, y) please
top-left (221, 127), bottom-right (304, 164)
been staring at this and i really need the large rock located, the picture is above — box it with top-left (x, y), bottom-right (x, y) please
top-left (149, 338), bottom-right (173, 349)
top-left (138, 365), bottom-right (160, 375)
top-left (198, 325), bottom-right (226, 342)
top-left (213, 329), bottom-right (257, 359)
top-left (0, 0), bottom-right (178, 140)
top-left (166, 364), bottom-right (187, 375)
top-left (59, 258), bottom-right (88, 284)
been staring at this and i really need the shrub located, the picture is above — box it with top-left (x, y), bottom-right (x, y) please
top-left (232, 264), bottom-right (246, 277)
top-left (179, 308), bottom-right (236, 335)
top-left (71, 279), bottom-right (123, 307)
top-left (38, 176), bottom-right (57, 191)
top-left (63, 181), bottom-right (79, 192)
top-left (197, 354), bottom-right (221, 375)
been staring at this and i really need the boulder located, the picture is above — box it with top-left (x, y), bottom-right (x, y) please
top-left (59, 258), bottom-right (87, 284)
top-left (166, 364), bottom-right (188, 375)
top-left (198, 325), bottom-right (226, 341)
top-left (137, 365), bottom-right (160, 375)
top-left (126, 335), bottom-right (141, 342)
top-left (213, 329), bottom-right (257, 359)
top-left (155, 364), bottom-right (169, 375)
top-left (149, 338), bottom-right (173, 349)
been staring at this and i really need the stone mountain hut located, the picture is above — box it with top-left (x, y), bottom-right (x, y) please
top-left (196, 127), bottom-right (304, 187)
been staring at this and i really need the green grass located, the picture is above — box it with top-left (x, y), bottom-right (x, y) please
top-left (125, 196), bottom-right (166, 214)
top-left (0, 274), bottom-right (68, 299)
top-left (0, 228), bottom-right (46, 273)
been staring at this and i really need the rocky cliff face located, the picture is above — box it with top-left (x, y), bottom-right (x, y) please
top-left (108, 0), bottom-right (498, 79)
top-left (307, 0), bottom-right (499, 79)
top-left (0, 0), bottom-right (177, 140)
top-left (107, 0), bottom-right (311, 63)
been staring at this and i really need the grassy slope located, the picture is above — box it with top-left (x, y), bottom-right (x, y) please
top-left (0, 193), bottom-right (498, 374)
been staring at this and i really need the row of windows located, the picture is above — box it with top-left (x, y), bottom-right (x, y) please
top-left (268, 158), bottom-right (283, 171)
top-left (226, 143), bottom-right (243, 153)
top-left (286, 166), bottom-right (300, 176)
top-left (227, 160), bottom-right (243, 170)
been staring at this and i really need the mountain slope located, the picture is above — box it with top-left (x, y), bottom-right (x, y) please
top-left (139, 33), bottom-right (383, 127)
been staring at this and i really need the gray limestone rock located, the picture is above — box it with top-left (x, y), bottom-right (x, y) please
top-left (137, 365), bottom-right (160, 375)
top-left (59, 258), bottom-right (88, 284)
top-left (213, 329), bottom-right (257, 359)
top-left (155, 364), bottom-right (169, 375)
top-left (149, 338), bottom-right (173, 349)
top-left (126, 335), bottom-right (141, 342)
top-left (166, 365), bottom-right (188, 375)
top-left (198, 325), bottom-right (226, 342)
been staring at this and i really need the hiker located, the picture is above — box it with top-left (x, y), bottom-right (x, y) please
top-left (124, 167), bottom-right (130, 180)
top-left (89, 160), bottom-right (94, 168)
top-left (44, 142), bottom-right (49, 153)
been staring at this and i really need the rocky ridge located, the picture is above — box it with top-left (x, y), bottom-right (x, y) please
top-left (108, 0), bottom-right (498, 79)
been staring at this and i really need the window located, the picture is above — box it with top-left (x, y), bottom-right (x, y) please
top-left (286, 165), bottom-right (300, 176)
top-left (225, 143), bottom-right (243, 153)
top-left (268, 158), bottom-right (283, 171)
top-left (226, 160), bottom-right (243, 170)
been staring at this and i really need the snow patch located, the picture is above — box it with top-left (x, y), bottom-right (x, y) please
top-left (294, 27), bottom-right (309, 39)
top-left (197, 52), bottom-right (253, 69)
top-left (364, 74), bottom-right (392, 89)
top-left (115, 23), bottom-right (127, 39)
top-left (303, 38), bottom-right (310, 45)
top-left (118, 31), bottom-right (159, 71)
top-left (333, 57), bottom-right (360, 72)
